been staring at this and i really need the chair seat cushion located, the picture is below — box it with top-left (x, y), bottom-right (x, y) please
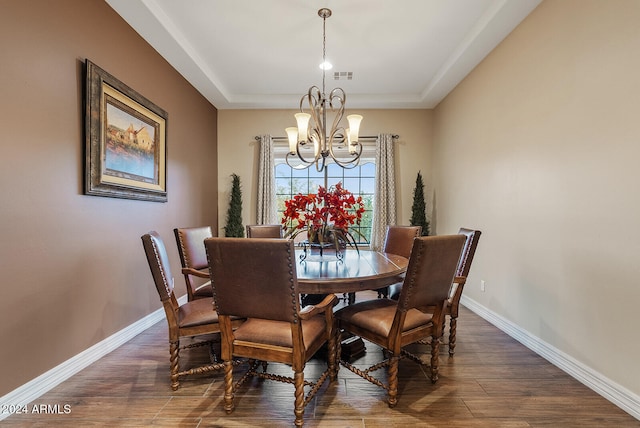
top-left (178, 297), bottom-right (218, 328)
top-left (233, 316), bottom-right (326, 349)
top-left (193, 281), bottom-right (213, 299)
top-left (335, 299), bottom-right (433, 338)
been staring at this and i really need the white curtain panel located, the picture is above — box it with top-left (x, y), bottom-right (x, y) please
top-left (257, 135), bottom-right (277, 225)
top-left (370, 134), bottom-right (397, 250)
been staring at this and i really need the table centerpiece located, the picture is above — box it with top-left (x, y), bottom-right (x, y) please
top-left (282, 182), bottom-right (365, 261)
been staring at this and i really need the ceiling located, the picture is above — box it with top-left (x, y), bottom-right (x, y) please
top-left (105, 0), bottom-right (541, 110)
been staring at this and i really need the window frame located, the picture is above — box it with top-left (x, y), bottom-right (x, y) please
top-left (274, 141), bottom-right (376, 246)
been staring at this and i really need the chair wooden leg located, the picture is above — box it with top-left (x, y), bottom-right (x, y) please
top-left (328, 324), bottom-right (338, 381)
top-left (293, 370), bottom-right (305, 427)
top-left (430, 334), bottom-right (440, 383)
top-left (336, 330), bottom-right (343, 370)
top-left (387, 355), bottom-right (400, 408)
top-left (223, 360), bottom-right (235, 414)
top-left (448, 316), bottom-right (457, 356)
top-left (169, 340), bottom-right (180, 391)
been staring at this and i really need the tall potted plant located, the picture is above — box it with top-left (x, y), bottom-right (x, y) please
top-left (410, 171), bottom-right (429, 236)
top-left (224, 173), bottom-right (244, 237)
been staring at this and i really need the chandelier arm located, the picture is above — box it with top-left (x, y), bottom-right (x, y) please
top-left (327, 88), bottom-right (346, 148)
top-left (328, 142), bottom-right (363, 169)
top-left (300, 87), bottom-right (322, 133)
top-left (302, 86), bottom-right (322, 110)
top-left (294, 138), bottom-right (319, 164)
top-left (328, 88), bottom-right (346, 115)
top-left (285, 149), bottom-right (316, 170)
top-left (303, 87), bottom-right (325, 150)
top-left (314, 154), bottom-right (327, 173)
top-left (327, 126), bottom-right (346, 157)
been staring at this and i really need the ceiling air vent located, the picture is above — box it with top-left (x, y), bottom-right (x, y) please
top-left (333, 71), bottom-right (353, 80)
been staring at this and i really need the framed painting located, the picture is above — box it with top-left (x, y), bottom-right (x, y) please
top-left (85, 60), bottom-right (167, 202)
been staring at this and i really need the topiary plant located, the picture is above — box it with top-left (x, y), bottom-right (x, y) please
top-left (224, 173), bottom-right (244, 237)
top-left (410, 170), bottom-right (429, 236)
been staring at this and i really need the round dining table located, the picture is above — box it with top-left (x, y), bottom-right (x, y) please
top-left (295, 249), bottom-right (409, 295)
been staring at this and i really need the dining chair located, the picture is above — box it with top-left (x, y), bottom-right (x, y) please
top-left (173, 226), bottom-right (213, 301)
top-left (442, 228), bottom-right (481, 355)
top-left (390, 227), bottom-right (481, 356)
top-left (246, 225), bottom-right (325, 308)
top-left (141, 231), bottom-right (242, 390)
top-left (245, 224), bottom-right (283, 238)
top-left (377, 225), bottom-right (422, 298)
top-left (335, 234), bottom-right (466, 407)
top-left (204, 237), bottom-right (338, 427)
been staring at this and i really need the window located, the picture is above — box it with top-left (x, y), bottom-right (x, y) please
top-left (275, 149), bottom-right (375, 245)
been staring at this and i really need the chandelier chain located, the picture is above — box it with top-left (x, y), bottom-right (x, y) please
top-left (322, 12), bottom-right (326, 95)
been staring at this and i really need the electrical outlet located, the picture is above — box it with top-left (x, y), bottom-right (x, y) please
top-left (480, 280), bottom-right (486, 292)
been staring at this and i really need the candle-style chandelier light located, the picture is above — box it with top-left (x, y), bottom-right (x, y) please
top-left (285, 8), bottom-right (363, 172)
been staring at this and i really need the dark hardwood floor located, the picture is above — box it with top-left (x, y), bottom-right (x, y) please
top-left (4, 291), bottom-right (638, 427)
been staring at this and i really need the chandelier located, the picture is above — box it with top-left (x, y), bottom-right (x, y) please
top-left (285, 8), bottom-right (363, 172)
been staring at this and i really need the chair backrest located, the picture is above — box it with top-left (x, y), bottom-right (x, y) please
top-left (456, 228), bottom-right (481, 278)
top-left (245, 224), bottom-right (283, 238)
top-left (382, 225), bottom-right (422, 258)
top-left (397, 235), bottom-right (466, 312)
top-left (205, 237), bottom-right (298, 322)
top-left (141, 231), bottom-right (175, 303)
top-left (174, 226), bottom-right (212, 271)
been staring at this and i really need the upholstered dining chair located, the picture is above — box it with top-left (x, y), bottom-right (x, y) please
top-left (335, 234), bottom-right (466, 408)
top-left (389, 227), bottom-right (481, 356)
top-left (173, 226), bottom-right (213, 301)
top-left (442, 228), bottom-right (481, 355)
top-left (377, 225), bottom-right (422, 298)
top-left (245, 224), bottom-right (283, 238)
top-left (204, 237), bottom-right (338, 428)
top-left (141, 231), bottom-right (243, 390)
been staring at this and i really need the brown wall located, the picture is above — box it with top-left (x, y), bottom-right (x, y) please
top-left (0, 0), bottom-right (218, 395)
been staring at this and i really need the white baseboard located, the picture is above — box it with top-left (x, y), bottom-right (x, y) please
top-left (461, 295), bottom-right (640, 421)
top-left (0, 296), bottom-right (185, 422)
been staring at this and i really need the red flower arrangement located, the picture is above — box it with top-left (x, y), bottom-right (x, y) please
top-left (282, 182), bottom-right (366, 251)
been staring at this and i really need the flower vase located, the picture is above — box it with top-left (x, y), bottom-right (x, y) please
top-left (300, 237), bottom-right (343, 262)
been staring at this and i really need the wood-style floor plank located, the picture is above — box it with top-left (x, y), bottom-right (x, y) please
top-left (3, 292), bottom-right (638, 427)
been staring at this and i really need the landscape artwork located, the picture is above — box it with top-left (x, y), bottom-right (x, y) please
top-left (85, 59), bottom-right (167, 202)
top-left (104, 99), bottom-right (158, 182)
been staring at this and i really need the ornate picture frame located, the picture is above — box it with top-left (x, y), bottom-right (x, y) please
top-left (85, 60), bottom-right (167, 202)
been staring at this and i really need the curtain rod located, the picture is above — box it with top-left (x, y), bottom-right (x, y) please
top-left (255, 134), bottom-right (398, 141)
